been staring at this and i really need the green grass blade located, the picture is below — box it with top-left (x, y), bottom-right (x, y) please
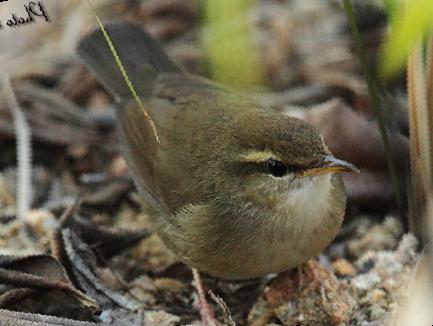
top-left (343, 0), bottom-right (403, 212)
top-left (380, 0), bottom-right (433, 77)
top-left (202, 0), bottom-right (262, 89)
top-left (382, 0), bottom-right (398, 17)
top-left (84, 0), bottom-right (160, 143)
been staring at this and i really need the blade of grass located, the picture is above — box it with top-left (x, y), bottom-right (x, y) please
top-left (84, 0), bottom-right (160, 143)
top-left (404, 20), bottom-right (433, 241)
top-left (382, 0), bottom-right (398, 16)
top-left (427, 36), bottom-right (433, 170)
top-left (423, 34), bottom-right (433, 245)
top-left (410, 41), bottom-right (431, 185)
top-left (202, 0), bottom-right (262, 89)
top-left (427, 35), bottom-right (433, 99)
top-left (407, 47), bottom-right (424, 235)
top-left (380, 0), bottom-right (433, 77)
top-left (342, 0), bottom-right (403, 212)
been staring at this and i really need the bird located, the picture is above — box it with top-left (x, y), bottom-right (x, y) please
top-left (78, 22), bottom-right (358, 322)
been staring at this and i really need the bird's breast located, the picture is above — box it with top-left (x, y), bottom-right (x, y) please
top-left (199, 174), bottom-right (346, 280)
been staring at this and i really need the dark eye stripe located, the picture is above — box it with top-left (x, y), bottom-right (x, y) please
top-left (265, 158), bottom-right (287, 177)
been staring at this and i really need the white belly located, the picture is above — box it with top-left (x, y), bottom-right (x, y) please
top-left (218, 174), bottom-right (345, 279)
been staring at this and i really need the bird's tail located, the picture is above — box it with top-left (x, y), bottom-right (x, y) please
top-left (77, 23), bottom-right (180, 100)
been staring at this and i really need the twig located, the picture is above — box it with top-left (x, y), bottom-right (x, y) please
top-left (209, 290), bottom-right (236, 326)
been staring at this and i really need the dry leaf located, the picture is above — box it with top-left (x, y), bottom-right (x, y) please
top-left (0, 82), bottom-right (104, 146)
top-left (0, 308), bottom-right (105, 326)
top-left (0, 254), bottom-right (98, 311)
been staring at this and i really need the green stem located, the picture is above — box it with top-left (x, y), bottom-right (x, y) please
top-left (342, 0), bottom-right (403, 212)
top-left (84, 0), bottom-right (160, 143)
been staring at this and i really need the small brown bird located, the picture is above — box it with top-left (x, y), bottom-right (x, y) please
top-left (78, 23), bottom-right (358, 281)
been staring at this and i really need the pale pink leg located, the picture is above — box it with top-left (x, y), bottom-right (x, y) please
top-left (192, 268), bottom-right (220, 326)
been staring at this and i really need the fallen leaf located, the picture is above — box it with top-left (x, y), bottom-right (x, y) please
top-left (0, 308), bottom-right (105, 326)
top-left (0, 254), bottom-right (99, 311)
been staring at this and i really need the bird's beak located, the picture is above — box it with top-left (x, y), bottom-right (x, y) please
top-left (300, 155), bottom-right (360, 177)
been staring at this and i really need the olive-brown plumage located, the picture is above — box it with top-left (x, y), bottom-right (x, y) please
top-left (78, 23), bottom-right (358, 279)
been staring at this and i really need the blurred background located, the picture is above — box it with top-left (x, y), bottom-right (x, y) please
top-left (0, 0), bottom-right (430, 325)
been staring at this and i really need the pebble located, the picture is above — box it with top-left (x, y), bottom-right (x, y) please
top-left (351, 272), bottom-right (380, 292)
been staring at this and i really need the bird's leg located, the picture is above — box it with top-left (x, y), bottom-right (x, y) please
top-left (192, 268), bottom-right (220, 326)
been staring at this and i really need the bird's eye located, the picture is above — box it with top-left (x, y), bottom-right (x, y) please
top-left (265, 158), bottom-right (288, 177)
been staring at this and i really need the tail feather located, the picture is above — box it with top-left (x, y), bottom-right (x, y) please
top-left (77, 23), bottom-right (180, 99)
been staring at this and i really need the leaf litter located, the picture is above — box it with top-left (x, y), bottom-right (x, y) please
top-left (0, 0), bottom-right (420, 325)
